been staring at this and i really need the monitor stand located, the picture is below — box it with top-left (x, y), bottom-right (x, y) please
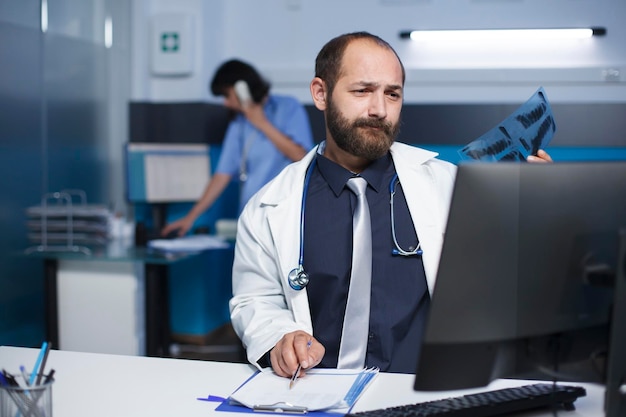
top-left (151, 203), bottom-right (167, 234)
top-left (134, 203), bottom-right (168, 246)
top-left (605, 229), bottom-right (626, 417)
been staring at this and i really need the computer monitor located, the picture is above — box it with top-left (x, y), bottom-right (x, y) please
top-left (414, 162), bottom-right (626, 401)
top-left (125, 142), bottom-right (212, 203)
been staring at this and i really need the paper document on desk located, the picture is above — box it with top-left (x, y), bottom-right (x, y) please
top-left (148, 235), bottom-right (229, 252)
top-left (459, 87), bottom-right (556, 162)
top-left (226, 368), bottom-right (378, 414)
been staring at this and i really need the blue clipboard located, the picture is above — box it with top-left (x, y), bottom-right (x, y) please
top-left (206, 368), bottom-right (377, 416)
top-left (214, 399), bottom-right (346, 416)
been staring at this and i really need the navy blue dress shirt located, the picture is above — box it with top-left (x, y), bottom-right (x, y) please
top-left (304, 152), bottom-right (430, 374)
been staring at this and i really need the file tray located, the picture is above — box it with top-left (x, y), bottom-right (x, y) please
top-left (24, 189), bottom-right (112, 255)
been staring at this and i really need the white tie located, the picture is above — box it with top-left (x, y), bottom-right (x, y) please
top-left (337, 177), bottom-right (372, 369)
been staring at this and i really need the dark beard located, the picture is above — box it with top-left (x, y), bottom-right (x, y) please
top-left (326, 97), bottom-right (400, 161)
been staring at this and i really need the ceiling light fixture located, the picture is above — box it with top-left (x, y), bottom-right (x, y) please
top-left (399, 27), bottom-right (607, 42)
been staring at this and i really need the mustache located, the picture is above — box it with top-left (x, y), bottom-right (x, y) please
top-left (352, 118), bottom-right (393, 131)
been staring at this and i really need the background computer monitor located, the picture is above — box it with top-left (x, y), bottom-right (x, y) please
top-left (414, 161), bottom-right (626, 395)
top-left (125, 142), bottom-right (212, 203)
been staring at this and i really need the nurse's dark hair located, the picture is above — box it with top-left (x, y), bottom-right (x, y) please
top-left (210, 59), bottom-right (270, 103)
top-left (314, 31), bottom-right (406, 94)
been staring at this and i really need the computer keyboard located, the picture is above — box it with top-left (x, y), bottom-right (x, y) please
top-left (346, 383), bottom-right (586, 417)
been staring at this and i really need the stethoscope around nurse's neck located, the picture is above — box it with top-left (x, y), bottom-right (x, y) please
top-left (238, 100), bottom-right (274, 182)
top-left (287, 157), bottom-right (423, 291)
top-left (239, 124), bottom-right (257, 182)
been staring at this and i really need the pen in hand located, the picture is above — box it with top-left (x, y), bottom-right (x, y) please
top-left (289, 339), bottom-right (312, 389)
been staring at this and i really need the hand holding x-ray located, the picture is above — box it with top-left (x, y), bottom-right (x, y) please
top-left (459, 87), bottom-right (555, 162)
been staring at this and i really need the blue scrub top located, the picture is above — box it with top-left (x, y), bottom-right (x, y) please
top-left (215, 94), bottom-right (314, 212)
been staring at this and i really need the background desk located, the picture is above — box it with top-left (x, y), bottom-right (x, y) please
top-left (0, 346), bottom-right (607, 417)
top-left (28, 239), bottom-right (233, 357)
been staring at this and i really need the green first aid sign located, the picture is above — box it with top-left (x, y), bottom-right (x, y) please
top-left (151, 14), bottom-right (193, 75)
top-left (161, 32), bottom-right (179, 52)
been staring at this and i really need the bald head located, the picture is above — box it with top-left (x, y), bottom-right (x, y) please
top-left (314, 32), bottom-right (405, 95)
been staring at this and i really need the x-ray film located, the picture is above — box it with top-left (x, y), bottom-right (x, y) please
top-left (459, 87), bottom-right (556, 162)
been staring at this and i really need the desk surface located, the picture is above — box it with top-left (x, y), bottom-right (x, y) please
top-left (23, 238), bottom-right (211, 264)
top-left (0, 346), bottom-right (606, 417)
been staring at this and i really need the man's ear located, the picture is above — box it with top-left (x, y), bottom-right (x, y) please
top-left (310, 77), bottom-right (327, 111)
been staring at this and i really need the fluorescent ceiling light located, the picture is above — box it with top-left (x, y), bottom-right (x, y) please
top-left (104, 16), bottom-right (113, 48)
top-left (400, 27), bottom-right (606, 42)
top-left (41, 0), bottom-right (48, 33)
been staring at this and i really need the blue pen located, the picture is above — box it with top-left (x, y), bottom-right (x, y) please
top-left (35, 343), bottom-right (50, 386)
top-left (0, 371), bottom-right (9, 387)
top-left (19, 366), bottom-right (29, 386)
top-left (29, 341), bottom-right (49, 386)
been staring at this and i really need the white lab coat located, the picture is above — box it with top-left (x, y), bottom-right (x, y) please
top-left (229, 142), bottom-right (457, 369)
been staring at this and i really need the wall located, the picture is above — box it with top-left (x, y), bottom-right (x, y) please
top-left (132, 0), bottom-right (625, 169)
top-left (132, 0), bottom-right (626, 104)
top-left (0, 0), bottom-right (131, 347)
top-left (0, 1), bottom-right (44, 347)
top-left (131, 0), bottom-right (225, 102)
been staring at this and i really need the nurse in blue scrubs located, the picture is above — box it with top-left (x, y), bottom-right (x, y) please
top-left (162, 59), bottom-right (314, 237)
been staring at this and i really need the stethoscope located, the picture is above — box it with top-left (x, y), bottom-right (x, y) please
top-left (287, 156), bottom-right (423, 291)
top-left (239, 124), bottom-right (257, 182)
top-left (238, 99), bottom-right (276, 182)
top-left (389, 173), bottom-right (423, 257)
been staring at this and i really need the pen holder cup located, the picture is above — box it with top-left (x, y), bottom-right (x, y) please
top-left (0, 374), bottom-right (54, 417)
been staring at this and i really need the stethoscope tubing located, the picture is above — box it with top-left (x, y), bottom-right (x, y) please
top-left (390, 174), bottom-right (423, 256)
top-left (287, 156), bottom-right (318, 290)
top-left (288, 158), bottom-right (421, 291)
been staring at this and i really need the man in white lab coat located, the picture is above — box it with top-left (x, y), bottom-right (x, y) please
top-left (229, 31), bottom-right (552, 377)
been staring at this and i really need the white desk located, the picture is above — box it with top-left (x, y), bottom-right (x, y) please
top-left (0, 346), bottom-right (606, 417)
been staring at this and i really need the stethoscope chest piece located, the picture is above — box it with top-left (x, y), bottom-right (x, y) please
top-left (288, 266), bottom-right (310, 290)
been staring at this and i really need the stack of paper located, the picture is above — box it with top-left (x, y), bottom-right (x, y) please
top-left (220, 368), bottom-right (378, 415)
top-left (148, 235), bottom-right (229, 253)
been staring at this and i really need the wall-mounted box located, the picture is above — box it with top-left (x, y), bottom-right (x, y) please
top-left (150, 13), bottom-right (194, 76)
